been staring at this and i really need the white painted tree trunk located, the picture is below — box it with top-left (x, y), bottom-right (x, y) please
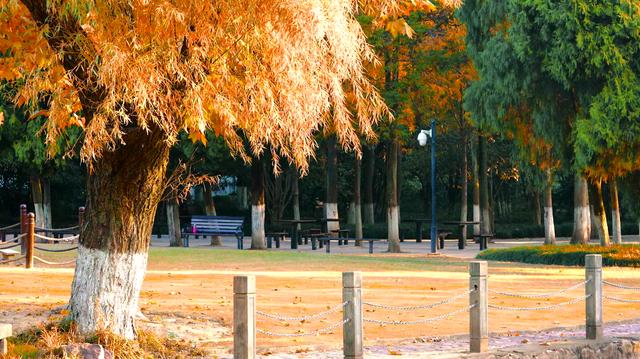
top-left (571, 176), bottom-right (591, 244)
top-left (610, 179), bottom-right (622, 244)
top-left (251, 204), bottom-right (266, 249)
top-left (347, 202), bottom-right (356, 225)
top-left (324, 203), bottom-right (340, 232)
top-left (387, 206), bottom-right (400, 252)
top-left (69, 245), bottom-right (148, 339)
top-left (354, 204), bottom-right (363, 244)
top-left (473, 204), bottom-right (480, 236)
top-left (363, 203), bottom-right (375, 225)
top-left (544, 206), bottom-right (556, 245)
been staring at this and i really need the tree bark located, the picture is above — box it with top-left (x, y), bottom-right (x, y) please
top-left (251, 158), bottom-right (266, 249)
top-left (534, 191), bottom-right (542, 226)
top-left (291, 169), bottom-right (301, 231)
top-left (363, 144), bottom-right (375, 225)
top-left (354, 156), bottom-right (363, 245)
top-left (543, 169), bottom-right (556, 245)
top-left (69, 129), bottom-right (170, 339)
top-left (478, 136), bottom-right (491, 235)
top-left (325, 135), bottom-right (340, 232)
top-left (30, 175), bottom-right (52, 230)
top-left (387, 139), bottom-right (401, 252)
top-left (610, 178), bottom-right (622, 244)
top-left (591, 179), bottom-right (611, 246)
top-left (166, 198), bottom-right (182, 247)
top-left (203, 183), bottom-right (222, 246)
top-left (571, 175), bottom-right (591, 244)
top-left (460, 133), bottom-right (468, 240)
top-left (471, 139), bottom-right (481, 236)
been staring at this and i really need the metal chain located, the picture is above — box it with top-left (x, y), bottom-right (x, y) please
top-left (0, 241), bottom-right (22, 251)
top-left (256, 301), bottom-right (348, 321)
top-left (35, 225), bottom-right (79, 232)
top-left (34, 246), bottom-right (79, 253)
top-left (256, 318), bottom-right (348, 337)
top-left (489, 280), bottom-right (590, 299)
top-left (488, 295), bottom-right (590, 311)
top-left (364, 304), bottom-right (475, 325)
top-left (603, 280), bottom-right (640, 291)
top-left (0, 255), bottom-right (26, 264)
top-left (603, 295), bottom-right (640, 303)
top-left (0, 222), bottom-right (20, 231)
top-left (363, 289), bottom-right (473, 311)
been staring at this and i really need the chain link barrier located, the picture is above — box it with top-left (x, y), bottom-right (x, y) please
top-left (35, 225), bottom-right (79, 233)
top-left (0, 255), bottom-right (25, 265)
top-left (603, 280), bottom-right (640, 291)
top-left (603, 295), bottom-right (640, 303)
top-left (489, 280), bottom-right (589, 299)
top-left (257, 301), bottom-right (348, 321)
top-left (257, 318), bottom-right (348, 337)
top-left (363, 289), bottom-right (473, 311)
top-left (488, 295), bottom-right (590, 311)
top-left (0, 223), bottom-right (20, 231)
top-left (364, 304), bottom-right (475, 325)
top-left (34, 234), bottom-right (79, 242)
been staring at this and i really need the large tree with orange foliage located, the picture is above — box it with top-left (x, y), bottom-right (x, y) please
top-left (0, 0), bottom-right (449, 337)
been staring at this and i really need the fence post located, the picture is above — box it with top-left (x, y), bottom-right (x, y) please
top-left (25, 213), bottom-right (35, 269)
top-left (469, 261), bottom-right (488, 353)
top-left (234, 275), bottom-right (255, 359)
top-left (585, 254), bottom-right (602, 340)
top-left (343, 271), bottom-right (363, 359)
top-left (20, 204), bottom-right (27, 255)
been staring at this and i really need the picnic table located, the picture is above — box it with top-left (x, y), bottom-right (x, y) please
top-left (402, 218), bottom-right (431, 243)
top-left (277, 219), bottom-right (317, 249)
top-left (443, 220), bottom-right (480, 250)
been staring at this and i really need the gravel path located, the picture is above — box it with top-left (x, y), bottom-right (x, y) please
top-left (239, 319), bottom-right (640, 358)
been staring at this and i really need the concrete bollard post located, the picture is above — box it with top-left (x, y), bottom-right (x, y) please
top-left (343, 271), bottom-right (363, 359)
top-left (585, 254), bottom-right (602, 340)
top-left (20, 204), bottom-right (27, 255)
top-left (469, 261), bottom-right (488, 353)
top-left (0, 323), bottom-right (11, 355)
top-left (25, 213), bottom-right (35, 269)
top-left (234, 275), bottom-right (256, 359)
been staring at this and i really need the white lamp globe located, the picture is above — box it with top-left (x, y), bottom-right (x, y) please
top-left (417, 131), bottom-right (428, 146)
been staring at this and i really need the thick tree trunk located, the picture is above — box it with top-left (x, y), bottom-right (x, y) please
top-left (69, 129), bottom-right (170, 339)
top-left (534, 191), bottom-right (542, 226)
top-left (363, 144), bottom-right (375, 225)
top-left (325, 135), bottom-right (340, 232)
top-left (592, 179), bottom-right (610, 246)
top-left (354, 156), bottom-right (363, 245)
top-left (30, 175), bottom-right (52, 229)
top-left (203, 183), bottom-right (222, 246)
top-left (571, 175), bottom-right (591, 244)
top-left (460, 134), bottom-right (468, 240)
top-left (478, 136), bottom-right (491, 235)
top-left (251, 158), bottom-right (266, 249)
top-left (166, 198), bottom-right (182, 247)
top-left (543, 169), bottom-right (556, 245)
top-left (610, 178), bottom-right (622, 244)
top-left (471, 139), bottom-right (480, 236)
top-left (387, 139), bottom-right (401, 252)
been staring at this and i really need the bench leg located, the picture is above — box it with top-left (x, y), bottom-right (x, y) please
top-left (338, 239), bottom-right (343, 246)
top-left (326, 240), bottom-right (330, 253)
top-left (318, 239), bottom-right (323, 249)
top-left (267, 236), bottom-right (272, 249)
top-left (369, 241), bottom-right (373, 254)
top-left (276, 236), bottom-right (281, 249)
top-left (439, 237), bottom-right (445, 249)
top-left (311, 238), bottom-right (317, 250)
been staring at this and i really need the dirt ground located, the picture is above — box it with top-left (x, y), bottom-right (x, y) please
top-left (1, 250), bottom-right (639, 357)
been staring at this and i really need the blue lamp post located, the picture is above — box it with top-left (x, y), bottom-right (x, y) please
top-left (418, 120), bottom-right (437, 254)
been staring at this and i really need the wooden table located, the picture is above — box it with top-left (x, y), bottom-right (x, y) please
top-left (277, 219), bottom-right (318, 249)
top-left (443, 221), bottom-right (480, 250)
top-left (402, 218), bottom-right (432, 243)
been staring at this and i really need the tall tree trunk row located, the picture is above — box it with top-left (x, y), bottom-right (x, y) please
top-left (251, 157), bottom-right (266, 249)
top-left (325, 135), bottom-right (340, 232)
top-left (387, 139), bottom-right (401, 253)
top-left (610, 178), bottom-right (622, 244)
top-left (571, 175), bottom-right (591, 244)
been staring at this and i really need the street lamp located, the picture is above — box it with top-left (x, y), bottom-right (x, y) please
top-left (418, 120), bottom-right (437, 254)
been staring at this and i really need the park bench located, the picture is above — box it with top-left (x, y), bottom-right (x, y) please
top-left (0, 249), bottom-right (18, 261)
top-left (0, 323), bottom-right (11, 355)
top-left (182, 216), bottom-right (245, 249)
top-left (322, 237), bottom-right (386, 254)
